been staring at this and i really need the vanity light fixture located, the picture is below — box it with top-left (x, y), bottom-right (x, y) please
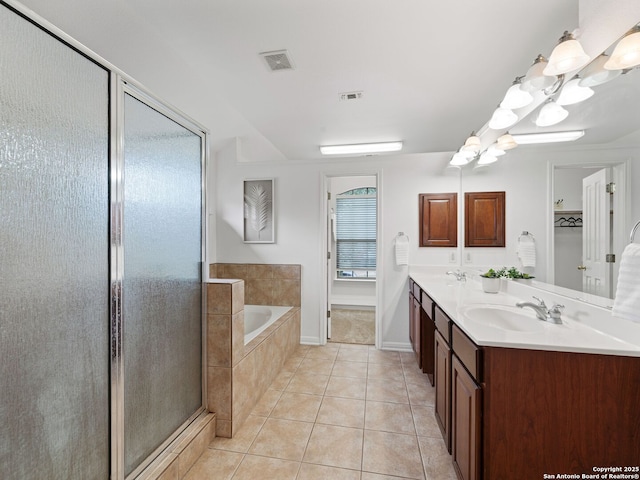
top-left (461, 132), bottom-right (481, 154)
top-left (605, 25), bottom-right (640, 70)
top-left (450, 150), bottom-right (473, 166)
top-left (522, 54), bottom-right (557, 92)
top-left (544, 31), bottom-right (590, 76)
top-left (500, 76), bottom-right (534, 109)
top-left (489, 106), bottom-right (518, 130)
top-left (487, 144), bottom-right (506, 157)
top-left (510, 130), bottom-right (584, 144)
top-left (579, 53), bottom-right (622, 87)
top-left (477, 152), bottom-right (498, 165)
top-left (319, 141), bottom-right (403, 155)
top-left (496, 133), bottom-right (518, 150)
top-left (535, 99), bottom-right (568, 127)
top-left (556, 78), bottom-right (594, 106)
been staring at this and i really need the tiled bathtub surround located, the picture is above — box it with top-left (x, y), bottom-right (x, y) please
top-left (209, 263), bottom-right (301, 307)
top-left (206, 270), bottom-right (301, 438)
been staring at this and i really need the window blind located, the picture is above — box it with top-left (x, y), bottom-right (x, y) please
top-left (336, 196), bottom-right (377, 270)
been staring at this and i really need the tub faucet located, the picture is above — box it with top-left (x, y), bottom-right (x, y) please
top-left (516, 296), bottom-right (564, 324)
top-left (446, 270), bottom-right (467, 282)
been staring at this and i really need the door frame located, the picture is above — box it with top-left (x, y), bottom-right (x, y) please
top-left (320, 171), bottom-right (383, 348)
top-left (547, 158), bottom-right (629, 295)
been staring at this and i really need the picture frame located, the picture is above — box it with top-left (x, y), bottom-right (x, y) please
top-left (243, 178), bottom-right (275, 243)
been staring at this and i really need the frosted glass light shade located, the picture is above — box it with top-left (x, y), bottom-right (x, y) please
top-left (450, 151), bottom-right (472, 166)
top-left (489, 106), bottom-right (518, 130)
top-left (461, 133), bottom-right (481, 154)
top-left (496, 133), bottom-right (517, 150)
top-left (579, 54), bottom-right (622, 87)
top-left (500, 81), bottom-right (533, 109)
top-left (605, 28), bottom-right (640, 70)
top-left (487, 144), bottom-right (506, 157)
top-left (477, 152), bottom-right (498, 165)
top-left (535, 100), bottom-right (568, 127)
top-left (556, 78), bottom-right (594, 106)
top-left (544, 32), bottom-right (590, 76)
top-left (522, 55), bottom-right (557, 92)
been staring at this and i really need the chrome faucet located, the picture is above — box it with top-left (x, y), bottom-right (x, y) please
top-left (446, 270), bottom-right (467, 282)
top-left (516, 296), bottom-right (564, 324)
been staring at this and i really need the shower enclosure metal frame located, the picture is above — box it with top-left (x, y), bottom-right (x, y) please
top-left (2, 1), bottom-right (210, 479)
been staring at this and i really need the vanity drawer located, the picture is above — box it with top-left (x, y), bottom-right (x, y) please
top-left (452, 323), bottom-right (481, 381)
top-left (434, 306), bottom-right (450, 343)
top-left (412, 282), bottom-right (422, 298)
top-left (421, 291), bottom-right (434, 318)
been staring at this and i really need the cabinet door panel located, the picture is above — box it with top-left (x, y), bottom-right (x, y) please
top-left (419, 193), bottom-right (458, 247)
top-left (465, 191), bottom-right (505, 247)
top-left (434, 330), bottom-right (451, 451)
top-left (452, 356), bottom-right (482, 480)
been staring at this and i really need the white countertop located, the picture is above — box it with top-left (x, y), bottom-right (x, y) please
top-left (409, 267), bottom-right (640, 358)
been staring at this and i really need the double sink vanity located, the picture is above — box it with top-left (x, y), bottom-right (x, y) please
top-left (409, 267), bottom-right (640, 480)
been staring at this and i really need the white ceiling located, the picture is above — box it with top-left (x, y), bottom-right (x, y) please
top-left (15, 0), bottom-right (581, 160)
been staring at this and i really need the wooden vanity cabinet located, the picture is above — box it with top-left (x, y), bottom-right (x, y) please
top-left (408, 279), bottom-right (422, 369)
top-left (420, 291), bottom-right (435, 385)
top-left (434, 306), bottom-right (452, 452)
top-left (451, 325), bottom-right (482, 480)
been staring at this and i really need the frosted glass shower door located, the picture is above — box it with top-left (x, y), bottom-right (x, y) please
top-left (122, 93), bottom-right (204, 476)
top-left (0, 3), bottom-right (110, 479)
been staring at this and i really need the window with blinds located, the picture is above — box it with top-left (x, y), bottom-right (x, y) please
top-left (335, 188), bottom-right (377, 279)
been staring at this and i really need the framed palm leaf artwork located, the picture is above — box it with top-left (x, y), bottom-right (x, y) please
top-left (243, 178), bottom-right (275, 243)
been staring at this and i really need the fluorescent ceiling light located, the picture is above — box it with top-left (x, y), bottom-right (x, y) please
top-left (510, 130), bottom-right (585, 144)
top-left (320, 141), bottom-right (403, 155)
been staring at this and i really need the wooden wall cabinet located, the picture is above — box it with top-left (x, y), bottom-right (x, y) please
top-left (419, 193), bottom-right (457, 247)
top-left (465, 191), bottom-right (505, 247)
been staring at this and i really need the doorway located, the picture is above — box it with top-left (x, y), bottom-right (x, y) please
top-left (324, 175), bottom-right (378, 345)
top-left (551, 163), bottom-right (626, 298)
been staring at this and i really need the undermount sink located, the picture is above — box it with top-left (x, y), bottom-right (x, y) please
top-left (459, 304), bottom-right (546, 332)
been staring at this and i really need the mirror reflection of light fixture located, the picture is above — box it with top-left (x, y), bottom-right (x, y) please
top-left (535, 99), bottom-right (568, 127)
top-left (510, 130), bottom-right (584, 144)
top-left (556, 78), bottom-right (594, 106)
top-left (544, 31), bottom-right (590, 76)
top-left (487, 144), bottom-right (506, 157)
top-left (319, 141), bottom-right (403, 155)
top-left (605, 25), bottom-right (640, 70)
top-left (500, 77), bottom-right (534, 109)
top-left (461, 132), bottom-right (481, 154)
top-left (522, 54), bottom-right (557, 92)
top-left (489, 106), bottom-right (518, 130)
top-left (496, 133), bottom-right (518, 150)
top-left (579, 54), bottom-right (622, 87)
top-left (477, 152), bottom-right (498, 165)
top-left (450, 150), bottom-right (474, 166)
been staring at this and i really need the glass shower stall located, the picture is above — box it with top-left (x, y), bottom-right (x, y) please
top-left (0, 2), bottom-right (207, 478)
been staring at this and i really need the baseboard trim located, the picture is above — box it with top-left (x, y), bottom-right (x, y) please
top-left (300, 336), bottom-right (322, 345)
top-left (380, 341), bottom-right (412, 352)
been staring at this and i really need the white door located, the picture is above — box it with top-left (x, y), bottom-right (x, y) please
top-left (326, 193), bottom-right (333, 339)
top-left (582, 169), bottom-right (611, 297)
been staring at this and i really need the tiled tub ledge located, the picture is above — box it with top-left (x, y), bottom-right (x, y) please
top-left (206, 278), bottom-right (301, 438)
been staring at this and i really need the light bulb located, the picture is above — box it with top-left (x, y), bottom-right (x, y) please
top-left (544, 31), bottom-right (590, 76)
top-left (535, 100), bottom-right (568, 127)
top-left (556, 78), bottom-right (594, 106)
top-left (489, 106), bottom-right (518, 130)
top-left (500, 79), bottom-right (534, 109)
top-left (605, 27), bottom-right (640, 70)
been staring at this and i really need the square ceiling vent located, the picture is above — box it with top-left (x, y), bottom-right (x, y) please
top-left (259, 49), bottom-right (294, 72)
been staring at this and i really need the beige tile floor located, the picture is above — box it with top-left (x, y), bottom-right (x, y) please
top-left (186, 343), bottom-right (457, 480)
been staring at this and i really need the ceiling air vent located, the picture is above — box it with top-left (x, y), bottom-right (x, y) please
top-left (260, 50), bottom-right (294, 72)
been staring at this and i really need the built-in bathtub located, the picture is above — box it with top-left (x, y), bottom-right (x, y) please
top-left (244, 305), bottom-right (293, 344)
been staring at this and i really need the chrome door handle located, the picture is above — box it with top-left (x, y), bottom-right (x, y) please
top-left (577, 265), bottom-right (587, 271)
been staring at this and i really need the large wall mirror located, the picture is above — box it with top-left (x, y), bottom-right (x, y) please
top-left (460, 24), bottom-right (640, 306)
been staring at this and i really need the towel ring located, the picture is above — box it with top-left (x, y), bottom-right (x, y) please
top-left (630, 221), bottom-right (640, 244)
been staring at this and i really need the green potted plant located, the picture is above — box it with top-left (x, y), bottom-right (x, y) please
top-left (480, 267), bottom-right (505, 293)
top-left (505, 267), bottom-right (535, 280)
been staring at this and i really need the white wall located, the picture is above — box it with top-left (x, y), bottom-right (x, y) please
top-left (213, 144), bottom-right (460, 347)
